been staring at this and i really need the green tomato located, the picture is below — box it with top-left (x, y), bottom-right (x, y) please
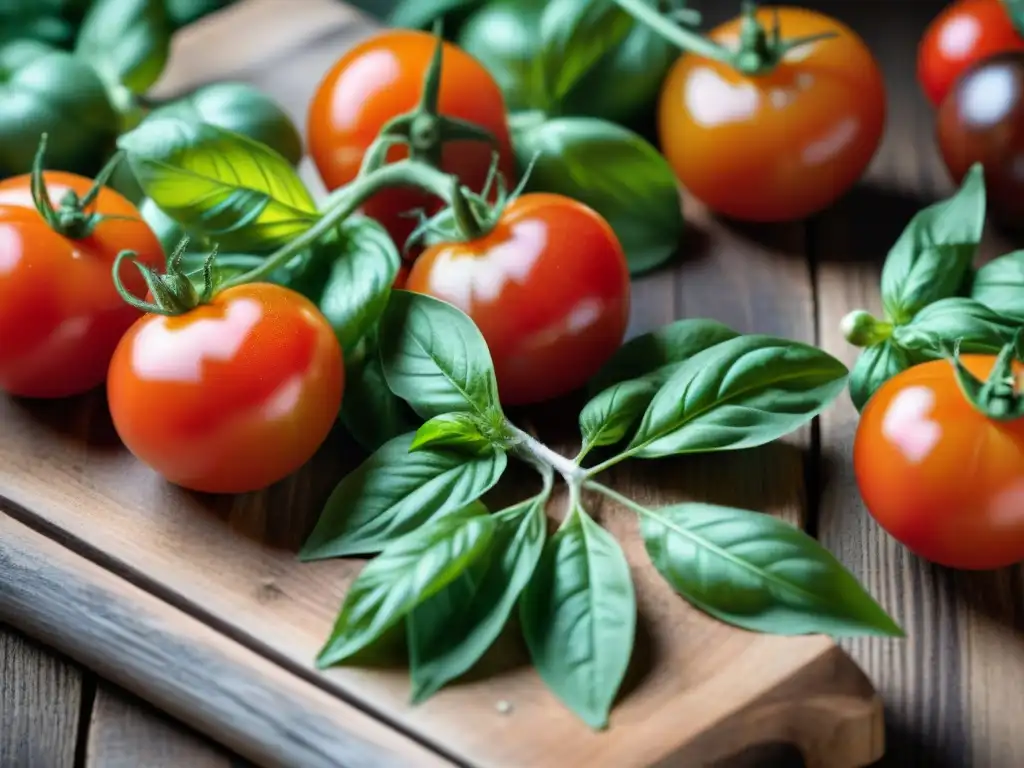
top-left (0, 40), bottom-right (119, 178)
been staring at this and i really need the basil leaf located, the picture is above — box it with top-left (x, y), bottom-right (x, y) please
top-left (849, 341), bottom-right (911, 412)
top-left (972, 251), bottom-right (1024, 322)
top-left (408, 496), bottom-right (546, 703)
top-left (514, 117), bottom-right (683, 275)
top-left (389, 0), bottom-right (484, 28)
top-left (579, 379), bottom-right (658, 454)
top-left (340, 339), bottom-right (419, 454)
top-left (288, 217), bottom-right (399, 352)
top-left (410, 412), bottom-right (496, 456)
top-left (317, 506), bottom-right (495, 668)
top-left (539, 0), bottom-right (632, 104)
top-left (379, 291), bottom-right (502, 420)
top-left (640, 503), bottom-right (902, 636)
top-left (520, 506), bottom-right (635, 730)
top-left (165, 0), bottom-right (239, 29)
top-left (119, 117), bottom-right (318, 252)
top-left (75, 0), bottom-right (171, 95)
top-left (627, 336), bottom-right (848, 458)
top-left (893, 298), bottom-right (1018, 357)
top-left (300, 432), bottom-right (506, 559)
top-left (880, 164), bottom-right (986, 324)
top-left (590, 319), bottom-right (741, 392)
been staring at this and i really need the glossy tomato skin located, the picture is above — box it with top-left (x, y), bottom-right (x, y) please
top-left (0, 173), bottom-right (163, 398)
top-left (406, 193), bottom-right (630, 406)
top-left (918, 0), bottom-right (1024, 108)
top-left (107, 284), bottom-right (344, 494)
top-left (854, 356), bottom-right (1024, 570)
top-left (307, 30), bottom-right (516, 248)
top-left (937, 51), bottom-right (1024, 224)
top-left (658, 7), bottom-right (886, 222)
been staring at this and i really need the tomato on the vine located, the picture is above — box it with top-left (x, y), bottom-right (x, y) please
top-left (657, 7), bottom-right (886, 222)
top-left (107, 283), bottom-right (344, 494)
top-left (854, 355), bottom-right (1024, 570)
top-left (406, 193), bottom-right (630, 406)
top-left (0, 172), bottom-right (163, 399)
top-left (918, 0), bottom-right (1024, 108)
top-left (307, 30), bottom-right (516, 248)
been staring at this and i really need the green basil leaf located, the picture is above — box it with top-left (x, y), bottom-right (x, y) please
top-left (300, 432), bottom-right (506, 559)
top-left (408, 496), bottom-right (546, 703)
top-left (288, 217), bottom-right (399, 352)
top-left (379, 290), bottom-right (502, 420)
top-left (880, 163), bottom-right (986, 324)
top-left (520, 506), bottom-right (635, 730)
top-left (849, 341), bottom-right (911, 412)
top-left (75, 0), bottom-right (171, 95)
top-left (340, 338), bottom-right (419, 454)
top-left (579, 379), bottom-right (659, 454)
top-left (640, 503), bottom-right (902, 637)
top-left (627, 335), bottom-right (848, 458)
top-left (164, 0), bottom-right (239, 29)
top-left (139, 197), bottom-right (189, 255)
top-left (589, 319), bottom-right (741, 392)
top-left (389, 0), bottom-right (484, 28)
top-left (410, 412), bottom-right (496, 456)
top-left (317, 505), bottom-right (495, 668)
top-left (514, 117), bottom-right (683, 275)
top-left (893, 297), bottom-right (1019, 356)
top-left (972, 251), bottom-right (1024, 322)
top-left (539, 0), bottom-right (632, 103)
top-left (119, 117), bottom-right (318, 252)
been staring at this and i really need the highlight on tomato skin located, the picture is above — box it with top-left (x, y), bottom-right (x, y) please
top-left (106, 283), bottom-right (344, 495)
top-left (0, 172), bottom-right (164, 399)
top-left (406, 193), bottom-right (631, 407)
top-left (853, 356), bottom-right (1024, 571)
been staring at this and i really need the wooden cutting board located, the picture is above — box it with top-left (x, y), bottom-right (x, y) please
top-left (0, 1), bottom-right (884, 766)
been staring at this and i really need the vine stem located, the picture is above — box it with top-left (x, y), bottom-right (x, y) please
top-left (611, 0), bottom-right (733, 63)
top-left (506, 422), bottom-right (586, 485)
top-left (585, 450), bottom-right (635, 478)
top-left (217, 160), bottom-right (457, 290)
top-left (584, 480), bottom-right (651, 517)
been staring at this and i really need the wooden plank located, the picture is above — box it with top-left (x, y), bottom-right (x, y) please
top-left (87, 685), bottom-right (241, 768)
top-left (0, 627), bottom-right (82, 768)
top-left (0, 511), bottom-right (454, 768)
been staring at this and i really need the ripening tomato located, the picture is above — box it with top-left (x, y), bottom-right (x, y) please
top-left (918, 0), bottom-right (1024, 108)
top-left (307, 30), bottom-right (516, 248)
top-left (0, 172), bottom-right (164, 398)
top-left (107, 283), bottom-right (344, 494)
top-left (406, 193), bottom-right (630, 405)
top-left (658, 7), bottom-right (886, 222)
top-left (854, 356), bottom-right (1024, 570)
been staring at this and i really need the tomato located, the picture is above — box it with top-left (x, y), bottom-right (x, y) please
top-left (406, 193), bottom-right (630, 406)
top-left (937, 51), bottom-right (1024, 225)
top-left (918, 0), bottom-right (1024, 108)
top-left (107, 283), bottom-right (344, 494)
top-left (854, 355), bottom-right (1024, 570)
top-left (0, 172), bottom-right (163, 398)
top-left (657, 7), bottom-right (886, 222)
top-left (393, 263), bottom-right (410, 290)
top-left (307, 30), bottom-right (516, 248)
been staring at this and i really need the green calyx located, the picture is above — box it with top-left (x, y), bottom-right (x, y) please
top-left (30, 134), bottom-right (132, 239)
top-left (841, 310), bottom-right (894, 348)
top-left (1002, 0), bottom-right (1024, 39)
top-left (950, 333), bottom-right (1024, 422)
top-left (113, 236), bottom-right (216, 316)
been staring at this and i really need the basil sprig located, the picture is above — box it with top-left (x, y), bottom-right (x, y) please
top-left (305, 293), bottom-right (901, 730)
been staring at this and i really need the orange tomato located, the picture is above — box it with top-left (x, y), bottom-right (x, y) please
top-left (107, 283), bottom-right (344, 494)
top-left (0, 172), bottom-right (164, 398)
top-left (307, 30), bottom-right (516, 248)
top-left (658, 7), bottom-right (886, 222)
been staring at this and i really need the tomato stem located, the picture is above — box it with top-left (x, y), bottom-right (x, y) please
top-left (950, 335), bottom-right (1024, 421)
top-left (112, 237), bottom-right (216, 317)
top-left (1002, 0), bottom-right (1024, 39)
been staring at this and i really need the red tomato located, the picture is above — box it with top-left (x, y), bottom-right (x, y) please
top-left (0, 172), bottom-right (164, 398)
top-left (307, 30), bottom-right (516, 248)
top-left (107, 283), bottom-right (344, 494)
top-left (918, 0), bottom-right (1024, 108)
top-left (854, 355), bottom-right (1024, 570)
top-left (393, 263), bottom-right (410, 290)
top-left (658, 7), bottom-right (886, 222)
top-left (406, 193), bottom-right (630, 405)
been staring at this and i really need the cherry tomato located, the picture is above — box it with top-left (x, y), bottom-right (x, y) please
top-left (657, 7), bottom-right (886, 222)
top-left (307, 30), bottom-right (516, 248)
top-left (854, 355), bottom-right (1024, 570)
top-left (918, 0), bottom-right (1024, 108)
top-left (107, 283), bottom-right (344, 494)
top-left (0, 172), bottom-right (164, 398)
top-left (393, 263), bottom-right (410, 290)
top-left (406, 193), bottom-right (630, 406)
top-left (937, 51), bottom-right (1024, 225)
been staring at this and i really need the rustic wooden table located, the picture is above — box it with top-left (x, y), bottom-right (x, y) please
top-left (2, 0), bottom-right (1020, 766)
